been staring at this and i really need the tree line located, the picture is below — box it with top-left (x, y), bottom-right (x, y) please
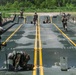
top-left (0, 0), bottom-right (76, 10)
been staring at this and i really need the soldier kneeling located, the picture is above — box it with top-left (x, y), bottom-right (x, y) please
top-left (8, 51), bottom-right (33, 71)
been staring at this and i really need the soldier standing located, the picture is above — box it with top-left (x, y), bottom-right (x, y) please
top-left (62, 16), bottom-right (67, 31)
top-left (33, 12), bottom-right (38, 25)
top-left (20, 10), bottom-right (23, 18)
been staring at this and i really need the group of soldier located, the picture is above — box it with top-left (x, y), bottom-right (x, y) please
top-left (0, 10), bottom-right (69, 31)
top-left (0, 11), bottom-right (73, 71)
top-left (32, 12), bottom-right (69, 31)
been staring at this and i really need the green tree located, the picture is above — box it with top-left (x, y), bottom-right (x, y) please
top-left (11, 1), bottom-right (19, 9)
top-left (40, 1), bottom-right (47, 8)
top-left (44, 0), bottom-right (57, 8)
top-left (25, 1), bottom-right (34, 7)
top-left (19, 2), bottom-right (25, 7)
top-left (34, 0), bottom-right (43, 8)
top-left (6, 2), bottom-right (12, 8)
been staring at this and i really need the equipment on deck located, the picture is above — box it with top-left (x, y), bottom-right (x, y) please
top-left (60, 57), bottom-right (68, 71)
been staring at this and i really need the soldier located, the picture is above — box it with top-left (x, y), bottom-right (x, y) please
top-left (19, 52), bottom-right (30, 69)
top-left (8, 52), bottom-right (15, 70)
top-left (62, 16), bottom-right (67, 31)
top-left (13, 53), bottom-right (21, 71)
top-left (45, 17), bottom-right (50, 23)
top-left (33, 12), bottom-right (38, 25)
top-left (62, 13), bottom-right (66, 17)
top-left (8, 51), bottom-right (31, 71)
top-left (20, 10), bottom-right (23, 18)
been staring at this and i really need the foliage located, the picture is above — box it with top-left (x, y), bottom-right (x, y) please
top-left (11, 1), bottom-right (19, 9)
top-left (0, 0), bottom-right (76, 12)
top-left (6, 2), bottom-right (12, 8)
top-left (66, 3), bottom-right (74, 8)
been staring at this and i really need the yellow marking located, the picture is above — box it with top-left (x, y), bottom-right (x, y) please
top-left (24, 16), bottom-right (26, 23)
top-left (50, 17), bottom-right (52, 23)
top-left (38, 17), bottom-right (44, 75)
top-left (33, 49), bottom-right (37, 75)
top-left (33, 16), bottom-right (44, 75)
top-left (33, 25), bottom-right (37, 75)
top-left (39, 37), bottom-right (44, 75)
top-left (2, 24), bottom-right (23, 45)
top-left (53, 23), bottom-right (76, 46)
top-left (39, 66), bottom-right (44, 75)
